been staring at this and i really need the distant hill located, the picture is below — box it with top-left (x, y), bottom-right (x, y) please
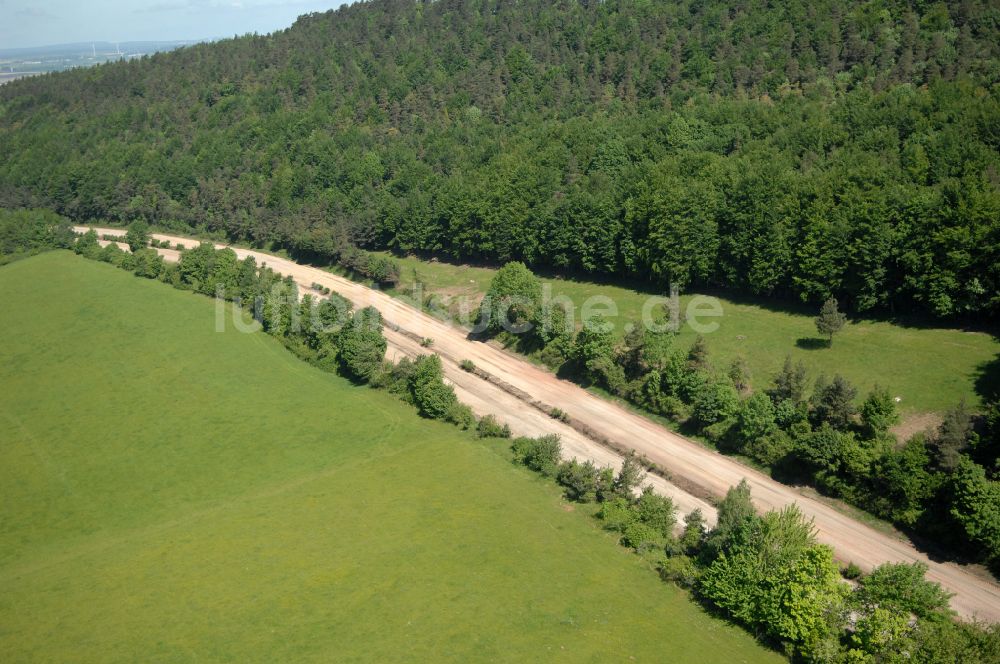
top-left (1, 0), bottom-right (998, 318)
top-left (0, 41), bottom-right (203, 59)
top-left (0, 40), bottom-right (207, 81)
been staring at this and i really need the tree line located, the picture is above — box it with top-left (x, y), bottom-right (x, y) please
top-left (1, 0), bottom-right (998, 318)
top-left (511, 434), bottom-right (1000, 662)
top-left (481, 260), bottom-right (1000, 571)
top-left (0, 208), bottom-right (75, 265)
top-left (70, 221), bottom-right (482, 434)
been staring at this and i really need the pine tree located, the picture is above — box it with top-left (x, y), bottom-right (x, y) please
top-left (815, 297), bottom-right (847, 345)
top-left (812, 374), bottom-right (858, 430)
top-left (770, 355), bottom-right (809, 404)
top-left (687, 335), bottom-right (710, 371)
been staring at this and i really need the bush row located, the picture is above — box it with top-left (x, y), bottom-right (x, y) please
top-left (73, 228), bottom-right (511, 443)
top-left (481, 262), bottom-right (1000, 570)
top-left (509, 433), bottom-right (1000, 662)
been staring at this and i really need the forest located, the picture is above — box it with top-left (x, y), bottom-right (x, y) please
top-left (1, 0), bottom-right (998, 319)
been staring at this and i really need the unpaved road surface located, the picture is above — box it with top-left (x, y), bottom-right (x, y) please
top-left (76, 227), bottom-right (1000, 621)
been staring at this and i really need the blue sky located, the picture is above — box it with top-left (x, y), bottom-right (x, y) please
top-left (2, 0), bottom-right (346, 49)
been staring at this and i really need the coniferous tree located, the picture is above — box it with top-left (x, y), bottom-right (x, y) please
top-left (815, 297), bottom-right (847, 345)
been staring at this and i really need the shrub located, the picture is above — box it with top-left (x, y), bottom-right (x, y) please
top-left (742, 430), bottom-right (794, 466)
top-left (598, 497), bottom-right (637, 532)
top-left (74, 229), bottom-right (100, 258)
top-left (550, 407), bottom-right (569, 422)
top-left (635, 487), bottom-right (677, 538)
top-left (446, 402), bottom-right (475, 430)
top-left (372, 357), bottom-right (414, 398)
top-left (842, 562), bottom-right (864, 580)
top-left (420, 337), bottom-right (434, 347)
top-left (596, 466), bottom-right (617, 503)
top-left (511, 435), bottom-right (561, 477)
top-left (658, 395), bottom-right (690, 422)
top-left (125, 219), bottom-right (151, 251)
top-left (409, 354), bottom-right (457, 419)
top-left (613, 453), bottom-right (645, 500)
top-left (175, 243), bottom-right (186, 251)
top-left (459, 359), bottom-right (476, 372)
top-left (622, 521), bottom-right (662, 550)
top-left (480, 261), bottom-right (542, 335)
top-left (692, 380), bottom-right (740, 429)
top-left (702, 418), bottom-right (735, 444)
top-left (98, 241), bottom-right (126, 265)
top-left (477, 414), bottom-right (511, 439)
top-left (337, 306), bottom-right (388, 383)
top-left (556, 459), bottom-right (599, 502)
top-left (659, 555), bottom-right (701, 588)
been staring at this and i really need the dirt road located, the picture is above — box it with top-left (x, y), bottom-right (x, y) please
top-left (76, 227), bottom-right (1000, 621)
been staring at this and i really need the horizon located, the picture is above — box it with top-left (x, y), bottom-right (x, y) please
top-left (1, 0), bottom-right (346, 51)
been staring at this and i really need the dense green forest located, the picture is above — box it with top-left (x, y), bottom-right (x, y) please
top-left (1, 0), bottom-right (998, 318)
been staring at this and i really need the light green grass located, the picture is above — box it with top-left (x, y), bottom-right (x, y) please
top-left (381, 252), bottom-right (1000, 415)
top-left (0, 251), bottom-right (779, 663)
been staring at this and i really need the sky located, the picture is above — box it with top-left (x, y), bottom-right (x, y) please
top-left (1, 0), bottom-right (347, 49)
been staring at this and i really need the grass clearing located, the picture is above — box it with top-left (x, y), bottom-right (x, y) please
top-left (379, 252), bottom-right (1000, 415)
top-left (0, 251), bottom-right (778, 662)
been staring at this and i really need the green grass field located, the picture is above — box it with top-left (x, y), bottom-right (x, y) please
top-left (380, 252), bottom-right (1000, 416)
top-left (0, 251), bottom-right (779, 663)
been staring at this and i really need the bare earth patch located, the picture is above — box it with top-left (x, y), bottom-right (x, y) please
top-left (891, 412), bottom-right (943, 443)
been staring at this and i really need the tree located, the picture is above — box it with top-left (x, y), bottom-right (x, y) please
top-left (705, 479), bottom-right (757, 558)
top-left (556, 458), bottom-right (599, 502)
top-left (409, 354), bottom-right (457, 419)
top-left (770, 355), bottom-right (809, 404)
top-left (691, 379), bottom-right (740, 429)
top-left (481, 261), bottom-right (541, 335)
top-left (854, 562), bottom-right (954, 620)
top-left (573, 314), bottom-right (620, 389)
top-left (74, 228), bottom-right (100, 257)
top-left (815, 297), bottom-right (847, 344)
top-left (614, 452), bottom-right (645, 500)
top-left (936, 400), bottom-right (976, 470)
top-left (687, 335), bottom-right (710, 371)
top-left (812, 374), bottom-right (858, 430)
top-left (680, 508), bottom-right (706, 554)
top-left (511, 434), bottom-right (562, 477)
top-left (635, 486), bottom-right (677, 538)
top-left (125, 219), bottom-right (151, 252)
top-left (337, 306), bottom-right (387, 382)
top-left (736, 391), bottom-right (777, 445)
top-left (728, 356), bottom-right (752, 394)
top-left (849, 607), bottom-right (914, 661)
top-left (797, 424), bottom-right (854, 474)
top-left (235, 255), bottom-right (259, 305)
top-left (699, 506), bottom-right (846, 659)
top-left (178, 242), bottom-right (216, 290)
top-left (2, 1), bottom-right (1000, 323)
top-left (868, 435), bottom-right (935, 526)
top-left (861, 385), bottom-right (899, 438)
top-left (131, 247), bottom-right (163, 279)
top-left (949, 458), bottom-right (1000, 562)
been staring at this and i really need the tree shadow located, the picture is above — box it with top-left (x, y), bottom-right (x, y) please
top-left (974, 354), bottom-right (1000, 403)
top-left (795, 337), bottom-right (829, 350)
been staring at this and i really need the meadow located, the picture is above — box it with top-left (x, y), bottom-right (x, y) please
top-left (378, 252), bottom-right (1000, 416)
top-left (0, 251), bottom-right (779, 662)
